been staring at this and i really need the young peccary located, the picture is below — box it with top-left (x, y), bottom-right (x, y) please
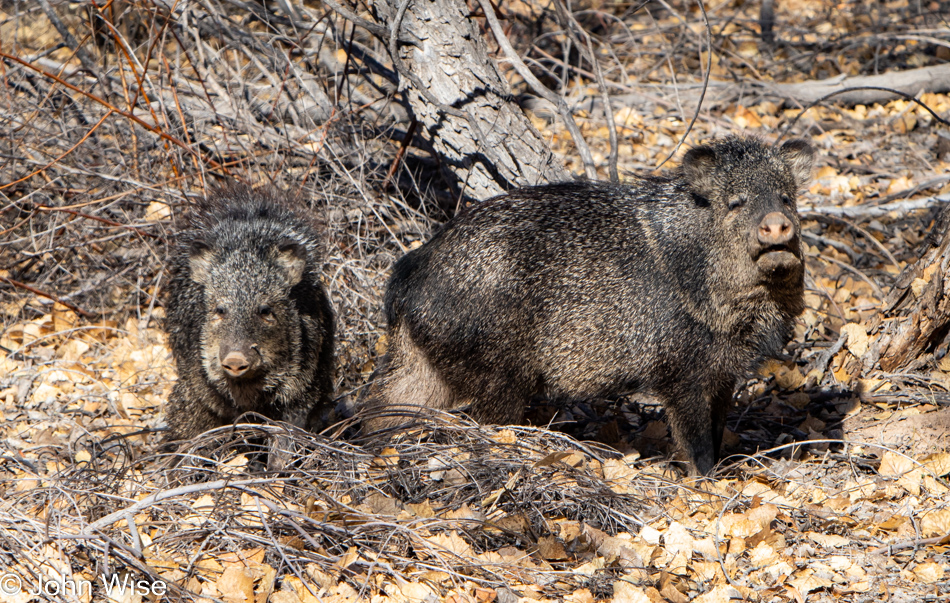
top-left (365, 137), bottom-right (814, 475)
top-left (164, 184), bottom-right (334, 441)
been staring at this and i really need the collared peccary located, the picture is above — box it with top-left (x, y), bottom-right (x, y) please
top-left (164, 184), bottom-right (334, 440)
top-left (364, 137), bottom-right (814, 475)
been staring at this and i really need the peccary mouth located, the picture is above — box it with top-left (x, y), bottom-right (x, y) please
top-left (224, 371), bottom-right (266, 386)
top-left (754, 245), bottom-right (802, 276)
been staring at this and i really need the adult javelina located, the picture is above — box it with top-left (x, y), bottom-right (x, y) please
top-left (164, 185), bottom-right (334, 440)
top-left (366, 137), bottom-right (814, 475)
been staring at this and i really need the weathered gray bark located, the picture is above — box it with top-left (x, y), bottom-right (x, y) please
top-left (372, 0), bottom-right (569, 201)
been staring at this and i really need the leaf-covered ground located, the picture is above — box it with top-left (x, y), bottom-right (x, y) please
top-left (2, 0), bottom-right (950, 601)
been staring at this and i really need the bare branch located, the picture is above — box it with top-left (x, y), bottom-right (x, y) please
top-left (656, 0), bottom-right (710, 167)
top-left (474, 0), bottom-right (595, 180)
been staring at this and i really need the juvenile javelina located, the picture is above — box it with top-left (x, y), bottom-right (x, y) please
top-left (164, 185), bottom-right (334, 440)
top-left (366, 137), bottom-right (814, 475)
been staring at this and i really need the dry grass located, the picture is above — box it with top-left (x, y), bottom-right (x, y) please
top-left (0, 415), bottom-right (656, 598)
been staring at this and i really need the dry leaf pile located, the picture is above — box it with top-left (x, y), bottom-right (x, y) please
top-left (2, 373), bottom-right (950, 602)
top-left (2, 308), bottom-right (950, 602)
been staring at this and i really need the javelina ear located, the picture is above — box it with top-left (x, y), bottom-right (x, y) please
top-left (681, 145), bottom-right (718, 200)
top-left (779, 139), bottom-right (815, 187)
top-left (276, 241), bottom-right (306, 286)
top-left (188, 239), bottom-right (214, 286)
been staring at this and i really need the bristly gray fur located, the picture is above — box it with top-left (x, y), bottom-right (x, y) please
top-left (164, 183), bottom-right (334, 440)
top-left (364, 137), bottom-right (815, 475)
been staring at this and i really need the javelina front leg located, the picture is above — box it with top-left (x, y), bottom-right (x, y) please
top-left (266, 405), bottom-right (311, 472)
top-left (465, 396), bottom-right (527, 425)
top-left (462, 376), bottom-right (531, 426)
top-left (164, 387), bottom-right (224, 441)
top-left (281, 404), bottom-right (311, 431)
top-left (664, 387), bottom-right (721, 476)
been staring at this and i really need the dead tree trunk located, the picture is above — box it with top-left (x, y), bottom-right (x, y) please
top-left (866, 205), bottom-right (950, 373)
top-left (369, 0), bottom-right (569, 201)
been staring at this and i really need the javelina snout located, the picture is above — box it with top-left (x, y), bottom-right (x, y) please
top-left (207, 316), bottom-right (276, 388)
top-left (757, 212), bottom-right (794, 247)
top-left (220, 346), bottom-right (258, 378)
top-left (753, 210), bottom-right (801, 278)
top-left (365, 136), bottom-right (815, 476)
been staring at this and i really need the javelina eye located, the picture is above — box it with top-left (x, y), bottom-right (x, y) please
top-left (727, 194), bottom-right (747, 211)
top-left (782, 195), bottom-right (794, 206)
top-left (214, 306), bottom-right (227, 317)
top-left (259, 305), bottom-right (273, 318)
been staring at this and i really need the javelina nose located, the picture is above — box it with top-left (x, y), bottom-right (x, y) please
top-left (220, 346), bottom-right (258, 378)
top-left (758, 211), bottom-right (795, 246)
top-left (221, 351), bottom-right (249, 377)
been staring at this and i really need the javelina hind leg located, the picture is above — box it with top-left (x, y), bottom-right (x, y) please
top-left (461, 374), bottom-right (531, 426)
top-left (363, 325), bottom-right (458, 431)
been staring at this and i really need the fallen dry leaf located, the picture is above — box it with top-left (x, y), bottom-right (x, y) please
top-left (537, 535), bottom-right (569, 560)
top-left (216, 565), bottom-right (257, 603)
top-left (693, 585), bottom-right (741, 603)
top-left (787, 571), bottom-right (833, 595)
top-left (806, 532), bottom-right (850, 548)
top-left (920, 509), bottom-right (950, 538)
top-left (841, 323), bottom-right (869, 358)
top-left (878, 451), bottom-right (914, 476)
top-left (913, 562), bottom-right (945, 584)
top-left (720, 504), bottom-right (778, 538)
top-left (422, 531), bottom-right (475, 559)
top-left (922, 453), bottom-right (950, 477)
top-left (611, 580), bottom-right (652, 603)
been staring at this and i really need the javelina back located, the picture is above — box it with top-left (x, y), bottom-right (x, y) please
top-left (164, 184), bottom-right (334, 440)
top-left (365, 137), bottom-right (814, 475)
